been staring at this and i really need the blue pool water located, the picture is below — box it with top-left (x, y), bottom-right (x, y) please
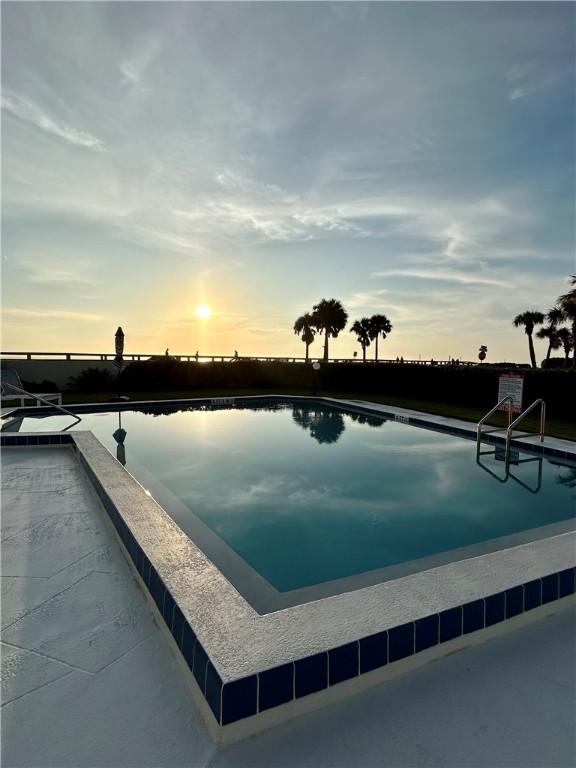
top-left (14, 401), bottom-right (575, 595)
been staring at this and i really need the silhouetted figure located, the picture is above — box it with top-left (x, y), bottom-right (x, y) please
top-left (165, 348), bottom-right (169, 357)
top-left (234, 350), bottom-right (238, 359)
top-left (195, 351), bottom-right (199, 362)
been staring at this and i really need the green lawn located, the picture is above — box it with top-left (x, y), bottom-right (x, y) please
top-left (50, 388), bottom-right (576, 442)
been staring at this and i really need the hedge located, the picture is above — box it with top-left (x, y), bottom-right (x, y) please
top-left (117, 360), bottom-right (575, 419)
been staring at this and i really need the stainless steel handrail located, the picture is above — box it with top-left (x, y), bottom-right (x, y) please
top-left (2, 384), bottom-right (81, 430)
top-left (476, 396), bottom-right (514, 450)
top-left (505, 399), bottom-right (546, 455)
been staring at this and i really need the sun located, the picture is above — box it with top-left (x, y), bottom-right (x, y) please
top-left (195, 304), bottom-right (212, 320)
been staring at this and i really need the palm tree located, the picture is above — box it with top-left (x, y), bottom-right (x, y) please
top-left (350, 318), bottom-right (372, 362)
top-left (512, 311), bottom-right (545, 368)
top-left (293, 313), bottom-right (316, 362)
top-left (536, 325), bottom-right (562, 362)
top-left (556, 328), bottom-right (573, 366)
top-left (368, 314), bottom-right (393, 361)
top-left (311, 299), bottom-right (348, 362)
top-left (556, 275), bottom-right (576, 367)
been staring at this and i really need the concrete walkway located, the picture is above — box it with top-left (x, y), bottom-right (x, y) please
top-left (1, 447), bottom-right (575, 768)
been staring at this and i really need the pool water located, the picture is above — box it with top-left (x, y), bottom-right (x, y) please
top-left (14, 402), bottom-right (575, 593)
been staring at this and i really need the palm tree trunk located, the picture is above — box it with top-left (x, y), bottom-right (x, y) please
top-left (528, 332), bottom-right (537, 368)
top-left (374, 335), bottom-right (379, 361)
top-left (362, 345), bottom-right (366, 362)
top-left (323, 331), bottom-right (329, 362)
top-left (546, 342), bottom-right (552, 361)
top-left (305, 342), bottom-right (309, 362)
top-left (572, 321), bottom-right (576, 368)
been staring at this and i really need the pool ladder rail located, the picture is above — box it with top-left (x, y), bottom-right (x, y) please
top-left (2, 383), bottom-right (82, 431)
top-left (477, 397), bottom-right (546, 469)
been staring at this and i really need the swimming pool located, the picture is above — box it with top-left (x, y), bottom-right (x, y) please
top-left (3, 396), bottom-right (575, 739)
top-left (13, 399), bottom-right (575, 611)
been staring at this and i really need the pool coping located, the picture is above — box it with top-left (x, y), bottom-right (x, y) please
top-left (1, 395), bottom-right (575, 740)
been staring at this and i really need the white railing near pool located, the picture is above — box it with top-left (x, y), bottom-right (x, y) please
top-left (476, 396), bottom-right (514, 451)
top-left (506, 399), bottom-right (546, 455)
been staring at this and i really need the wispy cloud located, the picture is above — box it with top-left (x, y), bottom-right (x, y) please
top-left (506, 63), bottom-right (568, 101)
top-left (370, 268), bottom-right (506, 287)
top-left (2, 308), bottom-right (102, 322)
top-left (1, 91), bottom-right (105, 151)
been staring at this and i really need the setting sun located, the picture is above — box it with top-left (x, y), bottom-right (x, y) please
top-left (195, 304), bottom-right (212, 320)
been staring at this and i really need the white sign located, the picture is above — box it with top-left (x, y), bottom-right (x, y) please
top-left (497, 374), bottom-right (524, 413)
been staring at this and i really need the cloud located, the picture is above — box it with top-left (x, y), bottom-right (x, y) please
top-left (2, 308), bottom-right (102, 321)
top-left (370, 268), bottom-right (506, 287)
top-left (23, 267), bottom-right (96, 288)
top-left (506, 64), bottom-right (568, 101)
top-left (1, 91), bottom-right (105, 151)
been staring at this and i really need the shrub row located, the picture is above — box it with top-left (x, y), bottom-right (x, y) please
top-left (104, 360), bottom-right (575, 419)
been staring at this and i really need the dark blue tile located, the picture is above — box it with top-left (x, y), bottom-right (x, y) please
top-left (359, 631), bottom-right (388, 674)
top-left (295, 653), bottom-right (328, 698)
top-left (28, 436), bottom-right (38, 446)
top-left (192, 641), bottom-right (208, 692)
top-left (143, 559), bottom-right (152, 588)
top-left (439, 607), bottom-right (462, 642)
top-left (329, 642), bottom-right (358, 685)
top-left (205, 662), bottom-right (223, 722)
top-left (523, 580), bottom-right (542, 611)
top-left (38, 435), bottom-right (50, 445)
top-left (162, 591), bottom-right (175, 628)
top-left (138, 553), bottom-right (149, 579)
top-left (415, 615), bottom-right (439, 652)
top-left (388, 622), bottom-right (414, 662)
top-left (134, 545), bottom-right (143, 574)
top-left (259, 663), bottom-right (294, 711)
top-left (463, 600), bottom-right (484, 634)
top-left (542, 573), bottom-right (559, 604)
top-left (3, 436), bottom-right (16, 446)
top-left (485, 593), bottom-right (505, 627)
top-left (505, 586), bottom-right (524, 618)
top-left (222, 676), bottom-right (258, 725)
top-left (181, 622), bottom-right (196, 669)
top-left (149, 569), bottom-right (165, 611)
top-left (559, 568), bottom-right (576, 598)
top-left (172, 604), bottom-right (185, 646)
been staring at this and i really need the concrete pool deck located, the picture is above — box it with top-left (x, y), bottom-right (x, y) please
top-left (1, 446), bottom-right (575, 767)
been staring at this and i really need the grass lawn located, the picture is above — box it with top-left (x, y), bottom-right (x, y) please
top-left (49, 388), bottom-right (576, 442)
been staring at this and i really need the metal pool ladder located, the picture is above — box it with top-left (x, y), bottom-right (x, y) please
top-left (2, 383), bottom-right (82, 431)
top-left (476, 396), bottom-right (514, 451)
top-left (505, 399), bottom-right (546, 455)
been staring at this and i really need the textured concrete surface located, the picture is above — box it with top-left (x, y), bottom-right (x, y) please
top-left (1, 446), bottom-right (575, 768)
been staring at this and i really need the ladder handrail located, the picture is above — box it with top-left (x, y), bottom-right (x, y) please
top-left (2, 384), bottom-right (82, 430)
top-left (505, 399), bottom-right (546, 455)
top-left (476, 396), bottom-right (514, 450)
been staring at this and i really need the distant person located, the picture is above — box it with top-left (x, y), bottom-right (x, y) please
top-left (165, 348), bottom-right (169, 357)
top-left (234, 350), bottom-right (238, 360)
top-left (400, 356), bottom-right (404, 363)
top-left (194, 350), bottom-right (199, 362)
top-left (353, 351), bottom-right (357, 359)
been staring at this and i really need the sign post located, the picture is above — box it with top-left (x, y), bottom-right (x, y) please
top-left (497, 374), bottom-right (524, 414)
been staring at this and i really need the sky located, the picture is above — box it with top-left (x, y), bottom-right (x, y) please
top-left (1, 1), bottom-right (574, 362)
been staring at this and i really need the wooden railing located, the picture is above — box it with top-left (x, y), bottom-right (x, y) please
top-left (0, 351), bottom-right (474, 366)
